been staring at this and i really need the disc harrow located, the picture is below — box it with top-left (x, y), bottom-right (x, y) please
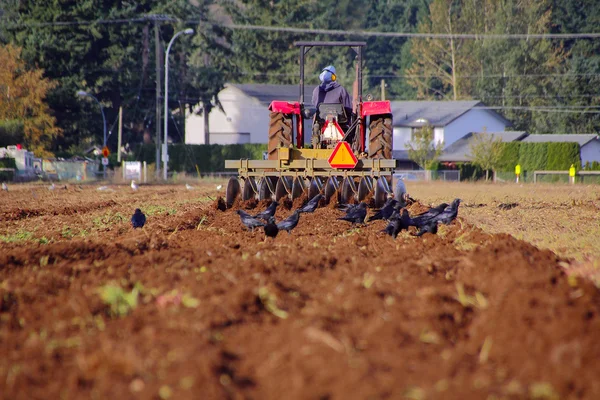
top-left (224, 158), bottom-right (396, 208)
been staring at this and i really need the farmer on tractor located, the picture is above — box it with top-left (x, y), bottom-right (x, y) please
top-left (311, 65), bottom-right (353, 149)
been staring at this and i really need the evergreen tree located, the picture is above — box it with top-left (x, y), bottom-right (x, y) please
top-left (2, 0), bottom-right (228, 153)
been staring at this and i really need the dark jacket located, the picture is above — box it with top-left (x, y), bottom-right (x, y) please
top-left (312, 82), bottom-right (352, 115)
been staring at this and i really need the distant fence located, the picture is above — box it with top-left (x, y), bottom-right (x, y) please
top-left (533, 170), bottom-right (600, 184)
top-left (394, 170), bottom-right (460, 182)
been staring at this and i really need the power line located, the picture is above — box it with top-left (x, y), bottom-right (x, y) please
top-left (210, 23), bottom-right (600, 40)
top-left (5, 17), bottom-right (600, 40)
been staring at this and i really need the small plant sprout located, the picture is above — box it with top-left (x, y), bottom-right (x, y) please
top-left (258, 287), bottom-right (288, 319)
top-left (98, 284), bottom-right (139, 317)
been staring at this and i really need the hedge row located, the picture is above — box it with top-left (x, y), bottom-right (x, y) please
top-left (497, 142), bottom-right (581, 172)
top-left (129, 143), bottom-right (267, 173)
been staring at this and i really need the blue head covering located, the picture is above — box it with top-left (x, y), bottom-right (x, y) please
top-left (319, 65), bottom-right (338, 91)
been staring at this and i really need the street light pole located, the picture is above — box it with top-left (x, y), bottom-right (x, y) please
top-left (163, 28), bottom-right (194, 181)
top-left (77, 90), bottom-right (107, 180)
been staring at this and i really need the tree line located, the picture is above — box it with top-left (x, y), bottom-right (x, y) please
top-left (1, 0), bottom-right (599, 157)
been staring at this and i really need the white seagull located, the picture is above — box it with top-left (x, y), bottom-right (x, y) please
top-left (48, 183), bottom-right (56, 191)
top-left (216, 184), bottom-right (223, 191)
top-left (131, 180), bottom-right (139, 191)
top-left (1, 182), bottom-right (8, 192)
top-left (185, 183), bottom-right (195, 190)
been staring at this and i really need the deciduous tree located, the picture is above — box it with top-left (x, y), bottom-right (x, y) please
top-left (405, 124), bottom-right (444, 169)
top-left (0, 44), bottom-right (61, 157)
top-left (468, 132), bottom-right (503, 181)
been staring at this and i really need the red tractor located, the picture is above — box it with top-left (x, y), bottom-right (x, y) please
top-left (225, 41), bottom-right (395, 207)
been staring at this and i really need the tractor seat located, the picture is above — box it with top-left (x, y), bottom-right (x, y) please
top-left (317, 103), bottom-right (348, 124)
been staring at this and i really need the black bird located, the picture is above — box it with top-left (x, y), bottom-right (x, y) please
top-left (382, 209), bottom-right (412, 239)
top-left (264, 216), bottom-right (280, 239)
top-left (368, 198), bottom-right (400, 222)
top-left (237, 209), bottom-right (266, 231)
top-left (297, 194), bottom-right (323, 213)
top-left (337, 203), bottom-right (361, 213)
top-left (413, 220), bottom-right (438, 237)
top-left (131, 208), bottom-right (146, 229)
top-left (276, 210), bottom-right (301, 234)
top-left (254, 201), bottom-right (279, 221)
top-left (432, 198), bottom-right (461, 225)
top-left (338, 202), bottom-right (368, 225)
top-left (411, 202), bottom-right (449, 226)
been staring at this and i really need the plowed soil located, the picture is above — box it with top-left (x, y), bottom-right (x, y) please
top-left (1, 182), bottom-right (600, 400)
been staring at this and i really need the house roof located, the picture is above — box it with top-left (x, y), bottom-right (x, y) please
top-left (390, 100), bottom-right (511, 128)
top-left (521, 134), bottom-right (599, 146)
top-left (228, 84), bottom-right (300, 106)
top-left (438, 131), bottom-right (528, 162)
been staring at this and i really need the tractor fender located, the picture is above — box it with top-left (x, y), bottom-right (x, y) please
top-left (269, 101), bottom-right (301, 114)
top-left (361, 101), bottom-right (391, 117)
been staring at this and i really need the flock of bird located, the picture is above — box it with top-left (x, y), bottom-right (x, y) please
top-left (236, 193), bottom-right (461, 240)
top-left (236, 193), bottom-right (324, 239)
top-left (3, 179), bottom-right (461, 238)
top-left (338, 197), bottom-right (461, 238)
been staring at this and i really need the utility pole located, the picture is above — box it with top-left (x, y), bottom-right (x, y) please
top-left (117, 106), bottom-right (122, 162)
top-left (154, 19), bottom-right (162, 179)
top-left (381, 79), bottom-right (386, 101)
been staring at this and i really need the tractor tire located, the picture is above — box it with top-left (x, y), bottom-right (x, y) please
top-left (368, 114), bottom-right (393, 159)
top-left (268, 112), bottom-right (293, 160)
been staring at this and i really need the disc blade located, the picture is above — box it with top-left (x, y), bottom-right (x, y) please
top-left (358, 176), bottom-right (374, 202)
top-left (275, 176), bottom-right (293, 201)
top-left (292, 177), bottom-right (307, 200)
top-left (340, 176), bottom-right (357, 204)
top-left (374, 177), bottom-right (392, 208)
top-left (324, 176), bottom-right (340, 204)
top-left (226, 177), bottom-right (241, 207)
top-left (308, 176), bottom-right (323, 199)
top-left (242, 177), bottom-right (258, 201)
top-left (258, 176), bottom-right (277, 201)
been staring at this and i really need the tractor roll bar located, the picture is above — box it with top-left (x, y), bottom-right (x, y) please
top-left (294, 41), bottom-right (366, 107)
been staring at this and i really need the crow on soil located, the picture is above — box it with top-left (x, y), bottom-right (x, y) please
top-left (411, 202), bottom-right (449, 226)
top-left (382, 209), bottom-right (412, 239)
top-left (297, 194), bottom-right (323, 213)
top-left (432, 198), bottom-right (461, 225)
top-left (337, 203), bottom-right (360, 213)
top-left (131, 208), bottom-right (146, 229)
top-left (276, 210), bottom-right (301, 234)
top-left (264, 216), bottom-right (279, 239)
top-left (368, 198), bottom-right (400, 222)
top-left (237, 209), bottom-right (266, 231)
top-left (338, 202), bottom-right (368, 225)
top-left (254, 201), bottom-right (279, 221)
top-left (413, 220), bottom-right (438, 237)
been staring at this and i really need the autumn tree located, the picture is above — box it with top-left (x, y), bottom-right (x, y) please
top-left (407, 0), bottom-right (470, 100)
top-left (405, 124), bottom-right (444, 169)
top-left (468, 132), bottom-right (503, 181)
top-left (0, 44), bottom-right (60, 157)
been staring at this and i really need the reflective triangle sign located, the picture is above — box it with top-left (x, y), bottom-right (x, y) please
top-left (328, 141), bottom-right (358, 169)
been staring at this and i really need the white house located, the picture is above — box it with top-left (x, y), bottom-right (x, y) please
top-left (521, 134), bottom-right (600, 165)
top-left (186, 83), bottom-right (310, 145)
top-left (390, 100), bottom-right (512, 161)
top-left (0, 145), bottom-right (39, 179)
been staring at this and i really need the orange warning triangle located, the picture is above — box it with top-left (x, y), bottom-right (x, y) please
top-left (328, 141), bottom-right (358, 169)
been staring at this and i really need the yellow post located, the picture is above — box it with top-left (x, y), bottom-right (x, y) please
top-left (569, 164), bottom-right (576, 185)
top-left (515, 164), bottom-right (521, 183)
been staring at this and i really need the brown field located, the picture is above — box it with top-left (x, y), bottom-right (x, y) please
top-left (1, 180), bottom-right (600, 399)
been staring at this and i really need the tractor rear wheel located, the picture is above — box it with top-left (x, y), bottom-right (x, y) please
top-left (268, 112), bottom-right (293, 160)
top-left (368, 114), bottom-right (392, 159)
